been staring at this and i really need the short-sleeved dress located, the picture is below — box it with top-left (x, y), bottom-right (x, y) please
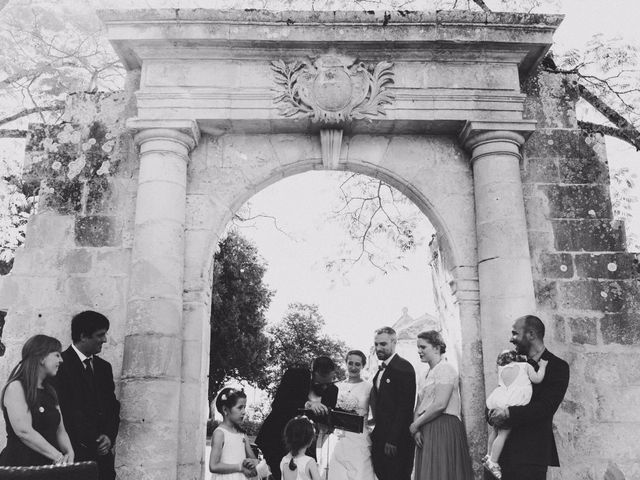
top-left (0, 385), bottom-right (61, 466)
top-left (210, 427), bottom-right (251, 480)
top-left (280, 454), bottom-right (313, 480)
top-left (486, 362), bottom-right (533, 410)
top-left (414, 361), bottom-right (473, 480)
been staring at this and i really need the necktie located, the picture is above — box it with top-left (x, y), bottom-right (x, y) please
top-left (83, 358), bottom-right (96, 393)
top-left (83, 357), bottom-right (93, 373)
top-left (375, 362), bottom-right (386, 389)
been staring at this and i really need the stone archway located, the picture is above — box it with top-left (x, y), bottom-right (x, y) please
top-left (182, 133), bottom-right (482, 479)
top-left (0, 9), bottom-right (568, 480)
top-left (97, 9), bottom-right (562, 479)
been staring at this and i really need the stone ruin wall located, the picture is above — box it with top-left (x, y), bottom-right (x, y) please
top-left (0, 66), bottom-right (639, 479)
top-left (522, 70), bottom-right (640, 479)
top-left (0, 72), bottom-right (141, 429)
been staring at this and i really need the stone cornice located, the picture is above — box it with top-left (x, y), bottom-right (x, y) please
top-left (98, 9), bottom-right (563, 28)
top-left (99, 9), bottom-right (562, 76)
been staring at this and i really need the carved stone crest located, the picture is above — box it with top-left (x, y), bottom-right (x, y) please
top-left (271, 55), bottom-right (395, 123)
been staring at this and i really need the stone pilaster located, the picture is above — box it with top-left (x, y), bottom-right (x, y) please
top-left (461, 124), bottom-right (537, 390)
top-left (118, 119), bottom-right (199, 480)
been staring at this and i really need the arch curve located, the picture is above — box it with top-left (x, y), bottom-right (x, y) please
top-left (187, 133), bottom-right (477, 289)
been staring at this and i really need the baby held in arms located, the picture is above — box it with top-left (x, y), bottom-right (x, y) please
top-left (483, 350), bottom-right (548, 479)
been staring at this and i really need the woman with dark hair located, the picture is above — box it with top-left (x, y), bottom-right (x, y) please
top-left (410, 331), bottom-right (473, 480)
top-left (0, 334), bottom-right (74, 466)
top-left (327, 349), bottom-right (375, 480)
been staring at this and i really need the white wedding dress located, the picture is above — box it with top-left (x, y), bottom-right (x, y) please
top-left (325, 380), bottom-right (376, 480)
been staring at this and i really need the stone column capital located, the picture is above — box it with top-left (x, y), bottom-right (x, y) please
top-left (459, 120), bottom-right (537, 159)
top-left (126, 118), bottom-right (200, 152)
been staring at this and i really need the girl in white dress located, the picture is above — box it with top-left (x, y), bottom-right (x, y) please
top-left (483, 350), bottom-right (548, 479)
top-left (209, 387), bottom-right (259, 480)
top-left (327, 350), bottom-right (375, 480)
top-left (280, 416), bottom-right (321, 480)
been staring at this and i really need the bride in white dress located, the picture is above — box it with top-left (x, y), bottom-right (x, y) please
top-left (326, 350), bottom-right (376, 480)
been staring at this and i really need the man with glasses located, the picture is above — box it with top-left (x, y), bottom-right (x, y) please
top-left (256, 356), bottom-right (338, 480)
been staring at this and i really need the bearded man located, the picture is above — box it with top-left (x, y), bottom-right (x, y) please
top-left (487, 315), bottom-right (570, 480)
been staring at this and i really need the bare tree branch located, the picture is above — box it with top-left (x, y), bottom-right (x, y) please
top-left (1, 61), bottom-right (79, 86)
top-left (0, 103), bottom-right (64, 127)
top-left (578, 121), bottom-right (640, 151)
top-left (233, 212), bottom-right (296, 241)
top-left (576, 84), bottom-right (640, 150)
top-left (472, 0), bottom-right (492, 12)
top-left (544, 64), bottom-right (640, 151)
top-left (0, 129), bottom-right (28, 138)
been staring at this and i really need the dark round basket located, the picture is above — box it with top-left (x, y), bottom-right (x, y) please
top-left (0, 461), bottom-right (98, 479)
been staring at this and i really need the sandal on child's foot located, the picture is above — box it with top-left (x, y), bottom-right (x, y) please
top-left (483, 459), bottom-right (502, 479)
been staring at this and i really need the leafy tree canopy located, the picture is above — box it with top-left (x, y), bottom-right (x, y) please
top-left (266, 302), bottom-right (348, 393)
top-left (209, 230), bottom-right (274, 398)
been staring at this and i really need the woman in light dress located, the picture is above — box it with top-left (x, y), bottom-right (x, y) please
top-left (326, 350), bottom-right (376, 480)
top-left (410, 331), bottom-right (473, 480)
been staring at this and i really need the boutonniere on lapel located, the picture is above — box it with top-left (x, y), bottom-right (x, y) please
top-left (385, 379), bottom-right (391, 384)
top-left (38, 407), bottom-right (45, 413)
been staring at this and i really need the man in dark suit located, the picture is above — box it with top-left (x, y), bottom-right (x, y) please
top-left (256, 356), bottom-right (338, 480)
top-left (487, 315), bottom-right (570, 480)
top-left (371, 326), bottom-right (416, 480)
top-left (54, 311), bottom-right (120, 480)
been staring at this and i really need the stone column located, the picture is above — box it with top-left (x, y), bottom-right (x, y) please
top-left (118, 119), bottom-right (199, 480)
top-left (461, 127), bottom-right (537, 389)
top-left (449, 265), bottom-right (486, 466)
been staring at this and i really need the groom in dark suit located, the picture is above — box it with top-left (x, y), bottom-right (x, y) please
top-left (488, 315), bottom-right (570, 480)
top-left (371, 326), bottom-right (416, 480)
top-left (256, 356), bottom-right (338, 480)
top-left (54, 311), bottom-right (120, 480)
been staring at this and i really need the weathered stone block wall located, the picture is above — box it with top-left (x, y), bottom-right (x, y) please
top-left (0, 78), bottom-right (140, 450)
top-left (522, 70), bottom-right (640, 479)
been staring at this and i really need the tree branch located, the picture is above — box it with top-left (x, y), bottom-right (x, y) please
top-left (0, 61), bottom-right (79, 86)
top-left (577, 121), bottom-right (640, 151)
top-left (546, 64), bottom-right (640, 150)
top-left (0, 129), bottom-right (28, 138)
top-left (233, 212), bottom-right (295, 240)
top-left (576, 84), bottom-right (640, 150)
top-left (0, 103), bottom-right (64, 127)
top-left (472, 0), bottom-right (492, 12)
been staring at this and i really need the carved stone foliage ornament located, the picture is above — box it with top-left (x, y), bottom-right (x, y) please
top-left (271, 55), bottom-right (395, 123)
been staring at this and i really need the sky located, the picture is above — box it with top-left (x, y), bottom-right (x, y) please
top-left (234, 172), bottom-right (435, 354)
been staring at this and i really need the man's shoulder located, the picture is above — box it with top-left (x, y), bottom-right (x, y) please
top-left (544, 349), bottom-right (569, 368)
top-left (61, 346), bottom-right (76, 360)
top-left (542, 349), bottom-right (570, 382)
top-left (93, 355), bottom-right (113, 367)
top-left (280, 367), bottom-right (310, 386)
top-left (58, 347), bottom-right (79, 373)
top-left (390, 354), bottom-right (414, 372)
top-left (284, 366), bottom-right (310, 377)
top-left (93, 355), bottom-right (115, 376)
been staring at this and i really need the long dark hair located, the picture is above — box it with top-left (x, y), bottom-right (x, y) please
top-left (1, 334), bottom-right (62, 413)
top-left (283, 415), bottom-right (315, 468)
